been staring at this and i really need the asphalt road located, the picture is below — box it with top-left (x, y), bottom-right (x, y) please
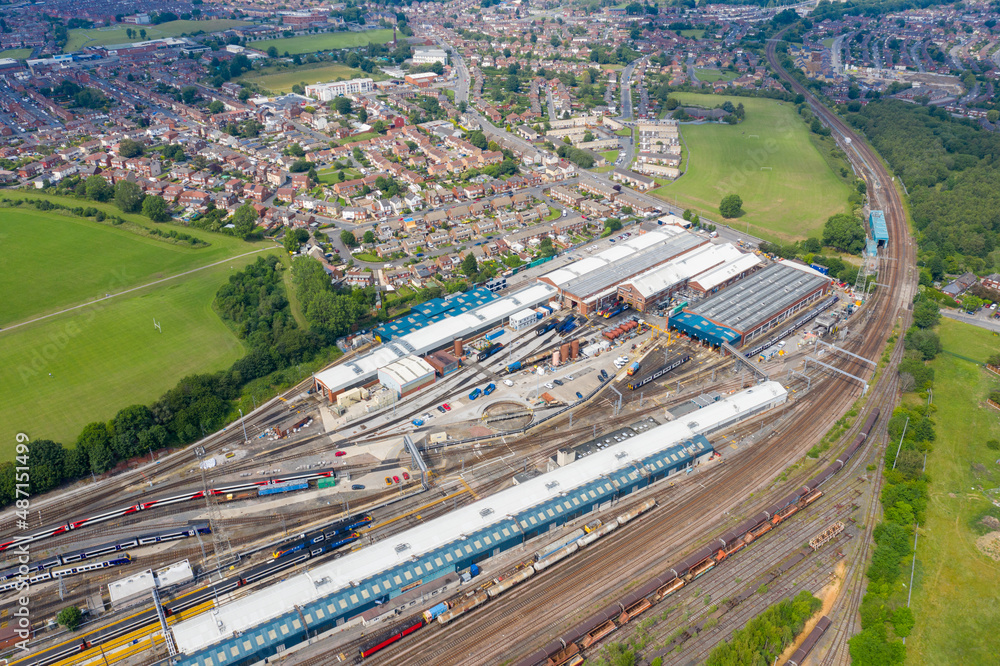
top-left (941, 308), bottom-right (1000, 333)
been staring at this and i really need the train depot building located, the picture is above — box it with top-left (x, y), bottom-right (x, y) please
top-left (170, 383), bottom-right (788, 666)
top-left (671, 261), bottom-right (832, 347)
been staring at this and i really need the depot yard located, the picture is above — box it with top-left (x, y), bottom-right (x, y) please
top-left (240, 63), bottom-right (385, 94)
top-left (651, 92), bottom-right (853, 243)
top-left (905, 318), bottom-right (1000, 666)
top-left (0, 204), bottom-right (264, 326)
top-left (250, 29), bottom-right (396, 56)
top-left (63, 20), bottom-right (252, 52)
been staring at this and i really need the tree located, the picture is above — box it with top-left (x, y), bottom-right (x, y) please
top-left (111, 404), bottom-right (154, 459)
top-left (118, 138), bottom-right (144, 158)
top-left (719, 194), bottom-right (743, 219)
top-left (363, 230), bottom-right (376, 244)
top-left (988, 109), bottom-right (1000, 124)
top-left (114, 180), bottom-right (144, 213)
top-left (57, 606), bottom-right (84, 632)
top-left (462, 252), bottom-right (478, 277)
top-left (467, 130), bottom-right (488, 150)
top-left (85, 174), bottom-right (113, 202)
top-left (333, 96), bottom-right (352, 116)
top-left (283, 228), bottom-right (309, 253)
top-left (822, 213), bottom-right (866, 254)
top-left (340, 230), bottom-right (358, 247)
top-left (905, 327), bottom-right (942, 360)
top-left (77, 421), bottom-right (115, 474)
top-left (181, 86), bottom-right (199, 105)
top-left (142, 195), bottom-right (170, 222)
top-left (208, 100), bottom-right (225, 114)
top-left (539, 237), bottom-right (557, 257)
top-left (912, 299), bottom-right (940, 329)
top-left (267, 46), bottom-right (279, 58)
top-left (231, 202), bottom-right (258, 239)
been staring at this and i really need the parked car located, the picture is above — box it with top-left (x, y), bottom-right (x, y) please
top-left (553, 379), bottom-right (563, 386)
top-left (393, 475), bottom-right (400, 484)
top-left (503, 379), bottom-right (514, 387)
top-left (335, 450), bottom-right (346, 457)
top-left (544, 382), bottom-right (555, 389)
top-left (437, 405), bottom-right (447, 413)
top-left (565, 375), bottom-right (574, 381)
top-left (412, 418), bottom-right (424, 427)
top-left (385, 476), bottom-right (393, 486)
top-left (442, 402), bottom-right (451, 411)
top-left (402, 472), bottom-right (410, 480)
top-left (351, 484), bottom-right (365, 490)
top-left (576, 391), bottom-right (584, 400)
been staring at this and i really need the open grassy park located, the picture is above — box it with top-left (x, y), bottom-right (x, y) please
top-left (694, 68), bottom-right (737, 83)
top-left (251, 29), bottom-right (395, 56)
top-left (0, 48), bottom-right (32, 60)
top-left (651, 92), bottom-right (853, 242)
top-left (63, 19), bottom-right (251, 52)
top-left (903, 318), bottom-right (1000, 665)
top-left (0, 194), bottom-right (281, 460)
top-left (241, 62), bottom-right (382, 94)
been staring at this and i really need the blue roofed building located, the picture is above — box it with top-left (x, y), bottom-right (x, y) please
top-left (869, 210), bottom-right (888, 247)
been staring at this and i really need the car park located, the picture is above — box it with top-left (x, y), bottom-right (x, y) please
top-left (351, 484), bottom-right (365, 490)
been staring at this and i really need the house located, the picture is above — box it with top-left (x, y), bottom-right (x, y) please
top-left (344, 269), bottom-right (373, 287)
top-left (941, 272), bottom-right (978, 297)
top-left (179, 190), bottom-right (211, 208)
top-left (982, 273), bottom-right (1000, 291)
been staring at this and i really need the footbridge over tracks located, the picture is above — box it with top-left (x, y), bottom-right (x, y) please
top-left (722, 341), bottom-right (769, 382)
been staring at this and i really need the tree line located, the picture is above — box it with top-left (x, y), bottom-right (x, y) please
top-left (0, 256), bottom-right (362, 508)
top-left (705, 590), bottom-right (822, 666)
top-left (845, 100), bottom-right (1000, 274)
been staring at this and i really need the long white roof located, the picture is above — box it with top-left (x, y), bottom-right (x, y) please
top-left (691, 253), bottom-right (763, 292)
top-left (172, 382), bottom-right (788, 654)
top-left (314, 283), bottom-right (557, 394)
top-left (626, 243), bottom-right (744, 298)
top-left (541, 227), bottom-right (684, 289)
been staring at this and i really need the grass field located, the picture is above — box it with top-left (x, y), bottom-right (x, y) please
top-left (251, 30), bottom-right (395, 56)
top-left (650, 92), bottom-right (852, 242)
top-left (240, 62), bottom-right (383, 94)
top-left (680, 29), bottom-right (706, 39)
top-left (316, 167), bottom-right (361, 184)
top-left (0, 256), bottom-right (278, 461)
top-left (905, 319), bottom-right (1000, 665)
top-left (64, 19), bottom-right (251, 52)
top-left (0, 48), bottom-right (32, 59)
top-left (822, 37), bottom-right (836, 49)
top-left (695, 68), bottom-right (737, 83)
top-left (0, 194), bottom-right (268, 326)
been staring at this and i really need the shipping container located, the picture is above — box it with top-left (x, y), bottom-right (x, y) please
top-left (317, 478), bottom-right (337, 489)
top-left (258, 481), bottom-right (309, 497)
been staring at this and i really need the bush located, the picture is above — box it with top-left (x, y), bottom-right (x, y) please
top-left (57, 606), bottom-right (83, 631)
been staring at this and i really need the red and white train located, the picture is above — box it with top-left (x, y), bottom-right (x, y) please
top-left (0, 470), bottom-right (334, 554)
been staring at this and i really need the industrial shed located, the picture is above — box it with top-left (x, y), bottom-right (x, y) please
top-left (509, 308), bottom-right (540, 330)
top-left (683, 261), bottom-right (831, 345)
top-left (615, 243), bottom-right (745, 312)
top-left (170, 383), bottom-right (788, 666)
top-left (313, 283), bottom-right (558, 401)
top-left (538, 228), bottom-right (707, 314)
top-left (378, 356), bottom-right (436, 397)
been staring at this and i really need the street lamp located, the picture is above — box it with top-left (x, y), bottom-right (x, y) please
top-left (238, 408), bottom-right (249, 443)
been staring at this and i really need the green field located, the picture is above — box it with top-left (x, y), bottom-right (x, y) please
top-left (0, 194), bottom-right (267, 326)
top-left (651, 92), bottom-right (852, 242)
top-left (905, 319), bottom-right (1000, 665)
top-left (241, 62), bottom-right (382, 94)
top-left (252, 30), bottom-right (395, 56)
top-left (680, 29), bottom-right (706, 39)
top-left (0, 48), bottom-right (32, 60)
top-left (0, 258), bottom-right (268, 460)
top-left (822, 37), bottom-right (836, 49)
top-left (694, 68), bottom-right (737, 83)
top-left (317, 167), bottom-right (361, 184)
top-left (64, 19), bottom-right (251, 52)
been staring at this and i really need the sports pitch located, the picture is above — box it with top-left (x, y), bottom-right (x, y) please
top-left (63, 20), bottom-right (251, 52)
top-left (651, 93), bottom-right (852, 242)
top-left (251, 29), bottom-right (395, 56)
top-left (0, 202), bottom-right (281, 460)
top-left (241, 63), bottom-right (384, 94)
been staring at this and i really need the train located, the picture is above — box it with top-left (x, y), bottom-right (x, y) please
top-left (0, 555), bottom-right (134, 594)
top-left (788, 615), bottom-right (832, 665)
top-left (517, 408), bottom-right (880, 666)
top-left (0, 525), bottom-right (209, 583)
top-left (601, 303), bottom-right (627, 319)
top-left (360, 618), bottom-right (425, 659)
top-left (556, 315), bottom-right (577, 335)
top-left (258, 481), bottom-right (310, 497)
top-left (272, 513), bottom-right (372, 558)
top-left (476, 342), bottom-right (504, 362)
top-left (626, 354), bottom-right (690, 391)
top-left (273, 533), bottom-right (360, 560)
top-left (743, 295), bottom-right (838, 360)
top-left (0, 470), bottom-right (336, 553)
top-left (626, 362), bottom-right (640, 376)
top-left (535, 319), bottom-right (559, 336)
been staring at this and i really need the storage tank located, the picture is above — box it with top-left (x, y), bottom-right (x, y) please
top-left (454, 339), bottom-right (464, 357)
top-left (560, 343), bottom-right (571, 362)
top-left (571, 339), bottom-right (580, 359)
top-left (552, 350), bottom-right (561, 366)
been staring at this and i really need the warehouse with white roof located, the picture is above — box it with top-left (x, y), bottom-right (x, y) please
top-left (171, 382), bottom-right (788, 666)
top-left (538, 228), bottom-right (708, 314)
top-left (313, 283), bottom-right (557, 401)
top-left (615, 243), bottom-right (750, 312)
